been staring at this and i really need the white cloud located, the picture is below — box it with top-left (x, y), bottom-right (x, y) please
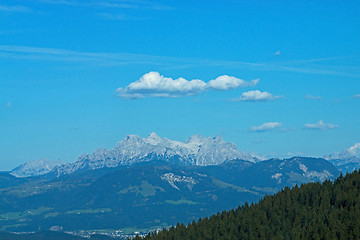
top-left (235, 90), bottom-right (280, 102)
top-left (6, 102), bottom-right (12, 108)
top-left (304, 120), bottom-right (338, 130)
top-left (305, 95), bottom-right (322, 100)
top-left (116, 71), bottom-right (258, 99)
top-left (251, 122), bottom-right (282, 132)
top-left (207, 75), bottom-right (258, 90)
top-left (352, 94), bottom-right (360, 99)
top-left (274, 51), bottom-right (280, 56)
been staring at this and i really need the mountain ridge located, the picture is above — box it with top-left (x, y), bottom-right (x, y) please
top-left (325, 142), bottom-right (360, 173)
top-left (0, 156), bottom-right (339, 233)
top-left (11, 133), bottom-right (262, 178)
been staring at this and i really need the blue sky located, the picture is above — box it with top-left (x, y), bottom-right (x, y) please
top-left (1, 0), bottom-right (359, 170)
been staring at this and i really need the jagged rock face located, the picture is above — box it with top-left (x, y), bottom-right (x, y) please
top-left (53, 133), bottom-right (261, 176)
top-left (10, 159), bottom-right (63, 178)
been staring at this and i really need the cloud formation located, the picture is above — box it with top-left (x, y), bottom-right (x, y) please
top-left (305, 95), bottom-right (322, 100)
top-left (304, 120), bottom-right (338, 130)
top-left (6, 102), bottom-right (12, 108)
top-left (251, 122), bottom-right (283, 132)
top-left (274, 51), bottom-right (280, 56)
top-left (207, 76), bottom-right (258, 90)
top-left (352, 94), bottom-right (360, 99)
top-left (116, 71), bottom-right (259, 99)
top-left (235, 90), bottom-right (280, 102)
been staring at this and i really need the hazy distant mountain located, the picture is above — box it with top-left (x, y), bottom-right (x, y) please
top-left (50, 133), bottom-right (262, 176)
top-left (325, 143), bottom-right (360, 173)
top-left (10, 159), bottom-right (63, 178)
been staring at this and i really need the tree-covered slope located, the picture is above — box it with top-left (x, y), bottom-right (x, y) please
top-left (139, 170), bottom-right (360, 240)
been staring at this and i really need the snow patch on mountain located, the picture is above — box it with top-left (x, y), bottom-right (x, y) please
top-left (271, 173), bottom-right (282, 183)
top-left (161, 173), bottom-right (197, 190)
top-left (299, 163), bottom-right (308, 173)
top-left (304, 170), bottom-right (333, 182)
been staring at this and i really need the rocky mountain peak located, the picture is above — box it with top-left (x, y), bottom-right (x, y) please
top-left (10, 158), bottom-right (63, 178)
top-left (145, 132), bottom-right (164, 145)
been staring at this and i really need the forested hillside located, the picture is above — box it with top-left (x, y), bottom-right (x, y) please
top-left (138, 170), bottom-right (360, 240)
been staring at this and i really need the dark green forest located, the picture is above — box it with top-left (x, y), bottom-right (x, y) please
top-left (137, 170), bottom-right (360, 240)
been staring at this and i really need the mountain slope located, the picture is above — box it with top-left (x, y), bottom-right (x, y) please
top-left (0, 163), bottom-right (260, 232)
top-left (231, 157), bottom-right (339, 193)
top-left (0, 157), bottom-right (338, 233)
top-left (140, 170), bottom-right (360, 240)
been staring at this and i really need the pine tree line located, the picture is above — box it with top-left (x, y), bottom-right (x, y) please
top-left (136, 170), bottom-right (360, 240)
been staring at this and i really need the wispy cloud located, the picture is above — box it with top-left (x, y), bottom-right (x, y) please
top-left (0, 5), bottom-right (32, 13)
top-left (1, 45), bottom-right (359, 78)
top-left (234, 90), bottom-right (281, 102)
top-left (251, 122), bottom-right (283, 132)
top-left (274, 51), bottom-right (280, 56)
top-left (116, 71), bottom-right (258, 99)
top-left (0, 45), bottom-right (177, 66)
top-left (38, 0), bottom-right (172, 10)
top-left (352, 94), bottom-right (360, 99)
top-left (304, 120), bottom-right (338, 131)
top-left (305, 94), bottom-right (322, 100)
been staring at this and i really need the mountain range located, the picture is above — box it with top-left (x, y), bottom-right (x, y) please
top-left (1, 133), bottom-right (358, 236)
top-left (10, 133), bottom-right (262, 178)
top-left (0, 157), bottom-right (338, 234)
top-left (10, 133), bottom-right (359, 178)
top-left (325, 143), bottom-right (360, 173)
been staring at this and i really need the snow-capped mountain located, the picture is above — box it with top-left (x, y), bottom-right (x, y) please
top-left (10, 159), bottom-right (63, 178)
top-left (325, 143), bottom-right (360, 173)
top-left (53, 132), bottom-right (262, 176)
